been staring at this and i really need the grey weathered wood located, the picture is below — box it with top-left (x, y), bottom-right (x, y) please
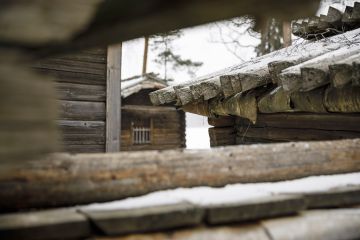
top-left (209, 92), bottom-right (258, 123)
top-left (62, 144), bottom-right (105, 153)
top-left (329, 52), bottom-right (360, 88)
top-left (175, 87), bottom-right (194, 105)
top-left (290, 87), bottom-right (327, 113)
top-left (208, 117), bottom-right (235, 127)
top-left (353, 62), bottom-right (360, 86)
top-left (206, 195), bottom-right (305, 225)
top-left (236, 113), bottom-right (360, 132)
top-left (300, 46), bottom-right (360, 92)
top-left (262, 209), bottom-right (360, 240)
top-left (81, 203), bottom-right (204, 235)
top-left (58, 120), bottom-right (105, 134)
top-left (236, 125), bottom-right (360, 142)
top-left (106, 44), bottom-right (122, 152)
top-left (0, 53), bottom-right (59, 164)
top-left (209, 127), bottom-right (236, 147)
top-left (0, 209), bottom-right (91, 240)
top-left (302, 186), bottom-right (360, 209)
top-left (55, 82), bottom-right (106, 102)
top-left (280, 42), bottom-right (360, 92)
top-left (33, 59), bottom-right (106, 76)
top-left (258, 87), bottom-right (294, 113)
top-left (0, 139), bottom-right (359, 211)
top-left (35, 68), bottom-right (106, 85)
top-left (59, 100), bottom-right (105, 121)
top-left (324, 86), bottom-right (360, 112)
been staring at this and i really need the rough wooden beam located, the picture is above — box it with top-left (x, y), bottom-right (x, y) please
top-left (0, 139), bottom-right (359, 211)
top-left (236, 113), bottom-right (360, 132)
top-left (258, 87), bottom-right (293, 113)
top-left (106, 44), bottom-right (122, 152)
top-left (208, 116), bottom-right (235, 127)
top-left (279, 29), bottom-right (360, 92)
top-left (290, 87), bottom-right (327, 113)
top-left (329, 52), bottom-right (360, 88)
top-left (209, 127), bottom-right (236, 147)
top-left (324, 86), bottom-right (360, 112)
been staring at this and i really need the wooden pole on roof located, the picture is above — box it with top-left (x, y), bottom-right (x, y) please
top-left (142, 36), bottom-right (149, 75)
top-left (283, 21), bottom-right (292, 47)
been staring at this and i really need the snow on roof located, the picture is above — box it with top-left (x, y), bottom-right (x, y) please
top-left (121, 73), bottom-right (167, 98)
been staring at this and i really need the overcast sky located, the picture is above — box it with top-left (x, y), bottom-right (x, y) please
top-left (122, 22), bottom-right (259, 85)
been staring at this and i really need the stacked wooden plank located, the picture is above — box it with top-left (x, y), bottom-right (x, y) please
top-left (34, 49), bottom-right (108, 153)
top-left (292, 3), bottom-right (360, 39)
top-left (150, 27), bottom-right (360, 146)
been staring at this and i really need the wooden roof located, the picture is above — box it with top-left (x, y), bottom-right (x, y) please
top-left (150, 27), bottom-right (360, 122)
top-left (121, 73), bottom-right (167, 98)
top-left (292, 3), bottom-right (360, 39)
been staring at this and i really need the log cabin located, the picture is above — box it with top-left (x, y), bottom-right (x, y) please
top-left (34, 52), bottom-right (185, 153)
top-left (150, 7), bottom-right (360, 147)
top-left (121, 74), bottom-right (186, 151)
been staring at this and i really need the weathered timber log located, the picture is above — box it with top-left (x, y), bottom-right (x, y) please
top-left (0, 51), bottom-right (58, 164)
top-left (258, 87), bottom-right (294, 113)
top-left (329, 52), bottom-right (360, 88)
top-left (182, 101), bottom-right (211, 117)
top-left (35, 68), bottom-right (106, 85)
top-left (55, 82), bottom-right (106, 102)
top-left (208, 117), bottom-right (235, 127)
top-left (290, 87), bottom-right (327, 113)
top-left (209, 127), bottom-right (236, 147)
top-left (353, 62), bottom-right (360, 86)
top-left (324, 86), bottom-right (360, 112)
top-left (175, 87), bottom-right (194, 105)
top-left (279, 28), bottom-right (360, 92)
top-left (236, 113), bottom-right (360, 132)
top-left (323, 6), bottom-right (343, 27)
top-left (59, 100), bottom-right (105, 121)
top-left (236, 125), bottom-right (360, 142)
top-left (0, 139), bottom-right (359, 211)
top-left (268, 61), bottom-right (295, 84)
top-left (300, 46), bottom-right (360, 92)
top-left (0, 0), bottom-right (320, 52)
top-left (209, 93), bottom-right (257, 123)
top-left (281, 43), bottom-right (360, 92)
top-left (58, 120), bottom-right (105, 135)
top-left (33, 58), bottom-right (106, 76)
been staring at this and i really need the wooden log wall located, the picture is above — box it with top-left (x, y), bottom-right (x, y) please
top-left (121, 106), bottom-right (186, 151)
top-left (34, 48), bottom-right (107, 153)
top-left (234, 113), bottom-right (360, 145)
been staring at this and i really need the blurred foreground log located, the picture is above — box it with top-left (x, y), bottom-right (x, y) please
top-left (0, 139), bottom-right (359, 212)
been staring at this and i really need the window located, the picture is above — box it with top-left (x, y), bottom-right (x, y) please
top-left (131, 120), bottom-right (151, 145)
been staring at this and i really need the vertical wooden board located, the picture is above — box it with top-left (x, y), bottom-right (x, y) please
top-left (106, 44), bottom-right (122, 152)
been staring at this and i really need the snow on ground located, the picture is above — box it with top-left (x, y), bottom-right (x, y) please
top-left (186, 128), bottom-right (210, 149)
top-left (81, 172), bottom-right (360, 211)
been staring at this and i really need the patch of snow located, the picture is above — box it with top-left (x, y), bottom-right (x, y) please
top-left (186, 127), bottom-right (210, 149)
top-left (81, 172), bottom-right (360, 211)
